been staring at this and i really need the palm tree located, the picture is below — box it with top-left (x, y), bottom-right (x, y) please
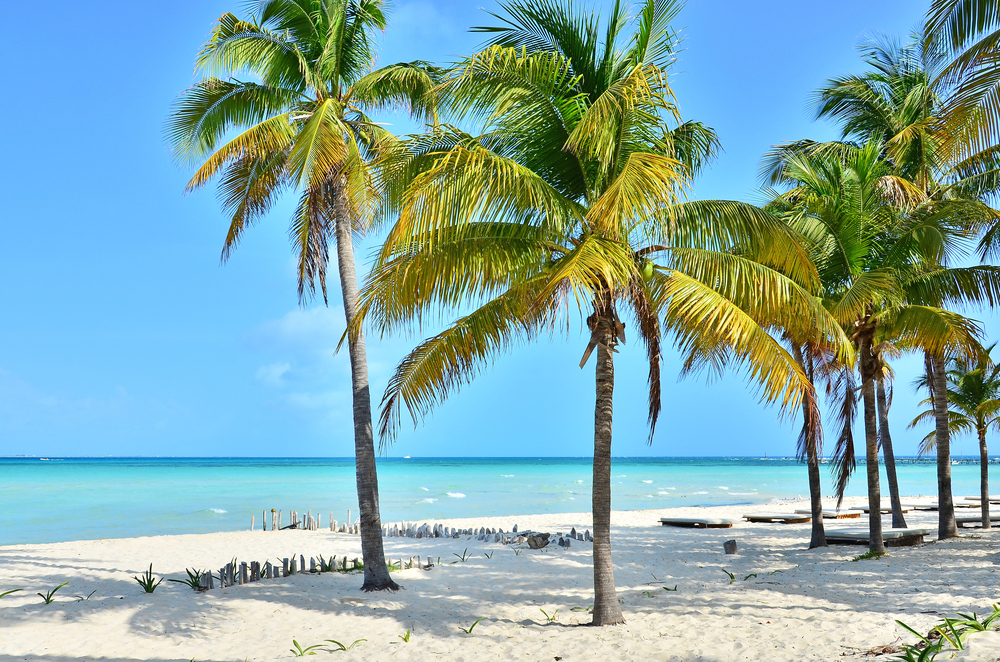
top-left (166, 0), bottom-right (440, 592)
top-left (911, 344), bottom-right (1000, 528)
top-left (874, 344), bottom-right (907, 528)
top-left (358, 0), bottom-right (849, 624)
top-left (764, 140), bottom-right (986, 552)
top-left (811, 33), bottom-right (1000, 540)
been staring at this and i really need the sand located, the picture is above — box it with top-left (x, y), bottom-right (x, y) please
top-left (2, 496), bottom-right (999, 661)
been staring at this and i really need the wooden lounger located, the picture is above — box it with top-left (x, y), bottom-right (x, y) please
top-left (903, 501), bottom-right (980, 511)
top-left (956, 514), bottom-right (1000, 528)
top-left (825, 527), bottom-right (930, 547)
top-left (848, 506), bottom-right (911, 514)
top-left (794, 509), bottom-right (861, 519)
top-left (743, 512), bottom-right (811, 524)
top-left (659, 517), bottom-right (735, 529)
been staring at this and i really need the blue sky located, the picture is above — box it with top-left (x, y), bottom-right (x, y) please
top-left (3, 0), bottom-right (992, 458)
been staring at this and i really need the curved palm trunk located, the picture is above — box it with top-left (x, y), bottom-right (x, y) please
top-left (876, 380), bottom-right (906, 529)
top-left (979, 427), bottom-right (990, 529)
top-left (333, 186), bottom-right (399, 592)
top-left (860, 335), bottom-right (884, 553)
top-left (790, 344), bottom-right (825, 548)
top-left (931, 353), bottom-right (958, 540)
top-left (591, 312), bottom-right (624, 626)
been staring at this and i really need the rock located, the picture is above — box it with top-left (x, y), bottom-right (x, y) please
top-left (526, 533), bottom-right (550, 549)
top-left (724, 539), bottom-right (738, 555)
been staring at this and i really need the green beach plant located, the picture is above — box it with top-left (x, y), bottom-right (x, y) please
top-left (324, 639), bottom-right (366, 651)
top-left (571, 605), bottom-right (594, 613)
top-left (483, 551), bottom-right (493, 559)
top-left (743, 573), bottom-right (758, 581)
top-left (168, 568), bottom-right (205, 590)
top-left (0, 589), bottom-right (22, 599)
top-left (74, 590), bottom-right (97, 602)
top-left (453, 549), bottom-right (472, 563)
top-left (38, 581), bottom-right (69, 605)
top-left (721, 569), bottom-right (736, 584)
top-left (134, 564), bottom-right (163, 593)
top-left (540, 608), bottom-right (558, 622)
top-left (398, 630), bottom-right (411, 643)
top-left (290, 640), bottom-right (322, 657)
top-left (458, 618), bottom-right (485, 634)
top-left (851, 550), bottom-right (888, 562)
top-left (662, 585), bottom-right (678, 592)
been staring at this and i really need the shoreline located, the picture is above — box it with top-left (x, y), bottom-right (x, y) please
top-left (3, 497), bottom-right (999, 661)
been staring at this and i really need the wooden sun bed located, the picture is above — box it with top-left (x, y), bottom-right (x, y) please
top-left (825, 527), bottom-right (930, 547)
top-left (848, 506), bottom-right (911, 514)
top-left (794, 509), bottom-right (861, 519)
top-left (903, 501), bottom-right (980, 511)
top-left (659, 517), bottom-right (735, 529)
top-left (956, 514), bottom-right (1000, 528)
top-left (743, 512), bottom-right (811, 524)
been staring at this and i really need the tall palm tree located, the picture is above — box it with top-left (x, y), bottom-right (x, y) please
top-left (764, 140), bottom-right (986, 552)
top-left (911, 344), bottom-right (1000, 528)
top-left (874, 344), bottom-right (907, 528)
top-left (166, 0), bottom-right (440, 591)
top-left (358, 0), bottom-right (849, 624)
top-left (812, 33), bottom-right (1000, 539)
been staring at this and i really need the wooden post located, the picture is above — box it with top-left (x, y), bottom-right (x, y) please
top-left (347, 509), bottom-right (351, 530)
top-left (240, 562), bottom-right (248, 584)
top-left (300, 554), bottom-right (305, 572)
top-left (283, 558), bottom-right (289, 577)
top-left (329, 513), bottom-right (333, 531)
top-left (278, 510), bottom-right (282, 530)
top-left (251, 515), bottom-right (255, 532)
top-left (310, 557), bottom-right (316, 573)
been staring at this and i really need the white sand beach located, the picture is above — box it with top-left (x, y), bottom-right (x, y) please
top-left (2, 497), bottom-right (999, 661)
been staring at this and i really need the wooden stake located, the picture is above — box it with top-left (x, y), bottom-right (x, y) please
top-left (251, 515), bottom-right (255, 531)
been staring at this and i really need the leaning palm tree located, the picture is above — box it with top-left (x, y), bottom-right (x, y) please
top-left (874, 343), bottom-right (907, 528)
top-left (166, 0), bottom-right (440, 591)
top-left (810, 32), bottom-right (1000, 540)
top-left (911, 344), bottom-right (1000, 528)
top-left (357, 0), bottom-right (849, 624)
top-left (764, 140), bottom-right (987, 551)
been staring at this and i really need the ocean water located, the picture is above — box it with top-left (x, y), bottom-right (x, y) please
top-left (0, 457), bottom-right (993, 546)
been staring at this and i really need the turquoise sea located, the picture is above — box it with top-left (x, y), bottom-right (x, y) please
top-left (1, 457), bottom-right (994, 546)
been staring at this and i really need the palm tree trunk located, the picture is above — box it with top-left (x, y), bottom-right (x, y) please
top-left (877, 379), bottom-right (906, 529)
top-left (789, 344), bottom-right (825, 548)
top-left (333, 185), bottom-right (399, 592)
top-left (931, 352), bottom-right (958, 539)
top-left (591, 311), bottom-right (624, 626)
top-left (979, 427), bottom-right (990, 529)
top-left (860, 335), bottom-right (884, 553)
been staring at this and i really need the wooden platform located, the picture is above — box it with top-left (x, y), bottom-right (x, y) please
top-left (824, 528), bottom-right (929, 547)
top-left (848, 506), bottom-right (912, 514)
top-left (956, 514), bottom-right (1000, 528)
top-left (659, 517), bottom-right (735, 529)
top-left (794, 509), bottom-right (861, 519)
top-left (743, 512), bottom-right (811, 524)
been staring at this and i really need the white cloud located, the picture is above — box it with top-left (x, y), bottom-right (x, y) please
top-left (255, 362), bottom-right (291, 386)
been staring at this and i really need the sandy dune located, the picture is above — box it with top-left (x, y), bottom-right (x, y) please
top-left (2, 497), bottom-right (999, 661)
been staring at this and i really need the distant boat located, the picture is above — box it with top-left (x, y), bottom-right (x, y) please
top-left (403, 456), bottom-right (411, 459)
top-left (40, 458), bottom-right (50, 461)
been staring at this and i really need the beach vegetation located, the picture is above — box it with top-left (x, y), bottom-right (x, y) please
top-left (458, 617), bottom-right (485, 634)
top-left (540, 608), bottom-right (559, 622)
top-left (0, 589), bottom-right (22, 599)
top-left (851, 549), bottom-right (888, 562)
top-left (398, 629), bottom-right (411, 643)
top-left (166, 0), bottom-right (444, 594)
top-left (324, 638), bottom-right (366, 651)
top-left (134, 564), bottom-right (164, 593)
top-left (743, 573), bottom-right (757, 580)
top-left (290, 640), bottom-right (322, 656)
top-left (721, 569), bottom-right (736, 584)
top-left (483, 551), bottom-right (493, 559)
top-left (662, 585), bottom-right (678, 592)
top-left (357, 0), bottom-right (847, 626)
top-left (38, 581), bottom-right (69, 605)
top-left (74, 590), bottom-right (97, 602)
top-left (453, 549), bottom-right (472, 563)
top-left (168, 568), bottom-right (206, 591)
top-left (571, 605), bottom-right (594, 613)
top-left (513, 549), bottom-right (522, 557)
